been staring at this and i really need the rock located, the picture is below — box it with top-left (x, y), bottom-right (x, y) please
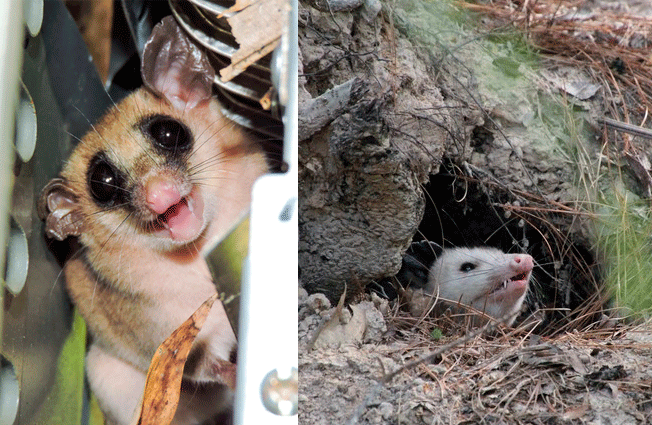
top-left (313, 300), bottom-right (387, 348)
top-left (298, 2), bottom-right (457, 302)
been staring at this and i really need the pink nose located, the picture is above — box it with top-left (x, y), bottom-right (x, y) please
top-left (146, 176), bottom-right (182, 214)
top-left (513, 254), bottom-right (534, 270)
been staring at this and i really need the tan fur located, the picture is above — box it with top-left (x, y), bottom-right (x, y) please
top-left (50, 88), bottom-right (267, 423)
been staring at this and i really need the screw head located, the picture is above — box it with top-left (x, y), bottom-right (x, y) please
top-left (260, 367), bottom-right (298, 416)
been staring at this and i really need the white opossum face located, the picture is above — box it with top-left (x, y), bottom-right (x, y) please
top-left (426, 247), bottom-right (533, 323)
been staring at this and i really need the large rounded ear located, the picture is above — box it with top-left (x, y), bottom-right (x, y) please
top-left (408, 240), bottom-right (443, 262)
top-left (38, 178), bottom-right (84, 241)
top-left (141, 16), bottom-right (216, 112)
top-left (395, 241), bottom-right (444, 289)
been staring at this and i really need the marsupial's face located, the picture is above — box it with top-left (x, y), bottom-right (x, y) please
top-left (37, 16), bottom-right (267, 255)
top-left (39, 89), bottom-right (259, 253)
top-left (428, 247), bottom-right (533, 322)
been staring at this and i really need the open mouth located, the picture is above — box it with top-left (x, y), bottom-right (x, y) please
top-left (151, 193), bottom-right (205, 242)
top-left (491, 271), bottom-right (530, 296)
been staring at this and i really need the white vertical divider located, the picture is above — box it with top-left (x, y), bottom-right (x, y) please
top-left (233, 0), bottom-right (298, 422)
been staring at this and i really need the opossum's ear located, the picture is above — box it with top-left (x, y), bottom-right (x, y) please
top-left (141, 16), bottom-right (215, 112)
top-left (38, 178), bottom-right (84, 241)
top-left (407, 240), bottom-right (443, 264)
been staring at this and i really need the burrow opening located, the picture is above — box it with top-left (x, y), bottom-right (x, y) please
top-left (411, 159), bottom-right (605, 334)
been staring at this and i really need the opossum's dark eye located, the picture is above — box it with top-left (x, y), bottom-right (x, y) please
top-left (88, 154), bottom-right (125, 207)
top-left (460, 262), bottom-right (476, 272)
top-left (142, 115), bottom-right (192, 155)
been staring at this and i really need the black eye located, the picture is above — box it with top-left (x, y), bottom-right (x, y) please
top-left (143, 115), bottom-right (192, 154)
top-left (88, 155), bottom-right (123, 206)
top-left (460, 262), bottom-right (476, 272)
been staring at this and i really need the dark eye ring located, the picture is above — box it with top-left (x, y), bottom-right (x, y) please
top-left (460, 262), bottom-right (476, 272)
top-left (143, 115), bottom-right (192, 154)
top-left (88, 155), bottom-right (123, 206)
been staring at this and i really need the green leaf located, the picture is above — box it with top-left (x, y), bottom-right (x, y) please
top-left (29, 309), bottom-right (87, 425)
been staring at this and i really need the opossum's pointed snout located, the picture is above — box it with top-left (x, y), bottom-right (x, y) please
top-left (512, 254), bottom-right (534, 274)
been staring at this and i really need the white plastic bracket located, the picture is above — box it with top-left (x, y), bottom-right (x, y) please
top-left (233, 0), bottom-right (298, 422)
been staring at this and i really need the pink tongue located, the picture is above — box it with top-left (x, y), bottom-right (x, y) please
top-left (164, 200), bottom-right (203, 241)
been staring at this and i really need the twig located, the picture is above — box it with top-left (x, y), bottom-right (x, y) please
top-left (298, 77), bottom-right (367, 141)
top-left (306, 284), bottom-right (348, 351)
top-left (598, 117), bottom-right (652, 140)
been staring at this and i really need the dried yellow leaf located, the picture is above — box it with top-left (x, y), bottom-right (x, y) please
top-left (130, 293), bottom-right (218, 425)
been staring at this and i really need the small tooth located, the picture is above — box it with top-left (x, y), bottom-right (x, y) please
top-left (187, 197), bottom-right (194, 213)
top-left (162, 220), bottom-right (170, 230)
